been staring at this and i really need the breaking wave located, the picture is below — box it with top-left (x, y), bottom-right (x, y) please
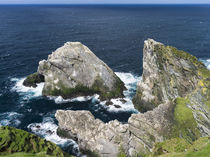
top-left (10, 72), bottom-right (141, 111)
top-left (11, 77), bottom-right (44, 98)
top-left (201, 59), bottom-right (210, 70)
top-left (27, 116), bottom-right (80, 156)
top-left (0, 112), bottom-right (23, 127)
top-left (101, 72), bottom-right (141, 112)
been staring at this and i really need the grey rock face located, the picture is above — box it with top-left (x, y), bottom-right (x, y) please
top-left (55, 104), bottom-right (174, 157)
top-left (133, 39), bottom-right (210, 138)
top-left (28, 42), bottom-right (125, 99)
top-left (133, 39), bottom-right (204, 112)
top-left (55, 110), bottom-right (130, 157)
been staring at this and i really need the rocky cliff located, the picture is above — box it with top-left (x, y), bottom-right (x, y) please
top-left (133, 39), bottom-right (210, 139)
top-left (23, 42), bottom-right (125, 100)
top-left (133, 39), bottom-right (207, 112)
top-left (55, 39), bottom-right (210, 157)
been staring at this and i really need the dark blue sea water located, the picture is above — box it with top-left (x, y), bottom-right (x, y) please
top-left (0, 4), bottom-right (210, 155)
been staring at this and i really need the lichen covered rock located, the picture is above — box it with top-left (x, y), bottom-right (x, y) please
top-left (23, 72), bottom-right (45, 88)
top-left (132, 39), bottom-right (210, 150)
top-left (133, 39), bottom-right (206, 112)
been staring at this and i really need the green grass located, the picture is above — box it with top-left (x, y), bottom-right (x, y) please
top-left (154, 45), bottom-right (205, 69)
top-left (0, 152), bottom-right (49, 157)
top-left (0, 126), bottom-right (72, 157)
top-left (149, 136), bottom-right (210, 157)
top-left (118, 152), bottom-right (126, 157)
top-left (170, 97), bottom-right (200, 142)
top-left (185, 141), bottom-right (210, 157)
top-left (152, 138), bottom-right (190, 156)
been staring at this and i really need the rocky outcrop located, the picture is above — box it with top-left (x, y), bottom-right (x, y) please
top-left (55, 102), bottom-right (175, 157)
top-left (55, 39), bottom-right (210, 157)
top-left (23, 72), bottom-right (45, 88)
top-left (24, 42), bottom-right (125, 100)
top-left (55, 102), bottom-right (174, 157)
top-left (133, 39), bottom-right (206, 112)
top-left (55, 110), bottom-right (130, 157)
top-left (133, 39), bottom-right (210, 140)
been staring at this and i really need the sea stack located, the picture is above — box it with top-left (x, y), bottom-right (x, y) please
top-left (133, 39), bottom-right (209, 112)
top-left (23, 42), bottom-right (125, 100)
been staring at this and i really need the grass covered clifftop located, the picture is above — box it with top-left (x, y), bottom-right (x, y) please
top-left (0, 126), bottom-right (73, 157)
top-left (148, 136), bottom-right (210, 157)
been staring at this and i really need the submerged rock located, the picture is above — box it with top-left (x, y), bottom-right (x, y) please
top-left (24, 42), bottom-right (125, 100)
top-left (55, 39), bottom-right (210, 157)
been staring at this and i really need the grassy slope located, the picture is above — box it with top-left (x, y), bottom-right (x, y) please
top-left (148, 136), bottom-right (210, 157)
top-left (0, 126), bottom-right (73, 157)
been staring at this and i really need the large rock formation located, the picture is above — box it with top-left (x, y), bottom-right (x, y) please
top-left (24, 42), bottom-right (125, 100)
top-left (55, 110), bottom-right (130, 157)
top-left (55, 39), bottom-right (210, 157)
top-left (55, 102), bottom-right (174, 157)
top-left (133, 39), bottom-right (206, 112)
top-left (133, 39), bottom-right (210, 140)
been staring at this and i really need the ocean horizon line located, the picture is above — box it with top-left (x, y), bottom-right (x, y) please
top-left (0, 3), bottom-right (210, 6)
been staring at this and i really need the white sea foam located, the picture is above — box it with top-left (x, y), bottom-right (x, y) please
top-left (10, 72), bottom-right (141, 112)
top-left (115, 72), bottom-right (141, 87)
top-left (47, 72), bottom-right (141, 112)
top-left (101, 72), bottom-right (141, 112)
top-left (28, 116), bottom-right (80, 155)
top-left (0, 112), bottom-right (23, 127)
top-left (11, 77), bottom-right (44, 98)
top-left (201, 59), bottom-right (210, 70)
top-left (50, 94), bottom-right (100, 104)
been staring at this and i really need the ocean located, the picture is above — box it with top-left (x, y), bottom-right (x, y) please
top-left (0, 4), bottom-right (210, 156)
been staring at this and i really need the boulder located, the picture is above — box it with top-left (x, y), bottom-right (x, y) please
top-left (23, 72), bottom-right (44, 88)
top-left (24, 42), bottom-right (125, 100)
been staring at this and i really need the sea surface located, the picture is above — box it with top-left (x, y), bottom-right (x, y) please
top-left (0, 4), bottom-right (210, 156)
